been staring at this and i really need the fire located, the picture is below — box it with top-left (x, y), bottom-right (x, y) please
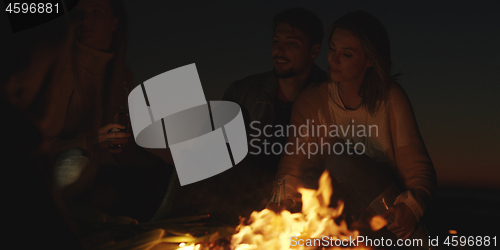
top-left (230, 171), bottom-right (374, 250)
top-left (177, 244), bottom-right (200, 250)
top-left (369, 215), bottom-right (387, 231)
top-left (93, 170), bottom-right (383, 249)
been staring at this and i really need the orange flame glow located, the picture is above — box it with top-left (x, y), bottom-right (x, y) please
top-left (230, 171), bottom-right (371, 250)
top-left (369, 215), bottom-right (387, 231)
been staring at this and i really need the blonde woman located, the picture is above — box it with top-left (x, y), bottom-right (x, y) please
top-left (276, 11), bottom-right (436, 240)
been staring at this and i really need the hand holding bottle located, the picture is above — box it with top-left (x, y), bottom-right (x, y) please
top-left (84, 123), bottom-right (131, 153)
top-left (266, 179), bottom-right (302, 213)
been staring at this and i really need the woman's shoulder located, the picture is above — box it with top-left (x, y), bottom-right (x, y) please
top-left (295, 81), bottom-right (329, 105)
top-left (387, 81), bottom-right (412, 106)
top-left (384, 81), bottom-right (418, 119)
top-left (301, 80), bottom-right (330, 97)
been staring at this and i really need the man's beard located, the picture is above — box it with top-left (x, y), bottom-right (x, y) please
top-left (273, 67), bottom-right (297, 79)
top-left (273, 55), bottom-right (297, 79)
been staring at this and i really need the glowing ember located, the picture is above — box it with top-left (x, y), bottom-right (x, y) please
top-left (230, 171), bottom-right (375, 250)
top-left (177, 243), bottom-right (200, 250)
top-left (369, 215), bottom-right (387, 231)
top-left (449, 230), bottom-right (457, 234)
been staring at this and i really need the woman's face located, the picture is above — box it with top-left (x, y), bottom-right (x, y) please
top-left (74, 0), bottom-right (118, 51)
top-left (327, 28), bottom-right (372, 84)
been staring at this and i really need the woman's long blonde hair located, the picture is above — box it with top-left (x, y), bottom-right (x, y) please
top-left (328, 11), bottom-right (396, 115)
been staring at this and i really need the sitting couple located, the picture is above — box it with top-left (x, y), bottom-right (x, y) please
top-left (223, 7), bottom-right (436, 242)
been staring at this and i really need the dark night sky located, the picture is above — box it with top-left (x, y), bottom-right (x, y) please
top-left (2, 0), bottom-right (499, 189)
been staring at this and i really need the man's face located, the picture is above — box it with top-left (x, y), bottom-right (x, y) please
top-left (73, 0), bottom-right (118, 51)
top-left (271, 23), bottom-right (318, 79)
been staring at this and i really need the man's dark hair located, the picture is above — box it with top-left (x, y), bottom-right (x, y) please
top-left (272, 7), bottom-right (323, 46)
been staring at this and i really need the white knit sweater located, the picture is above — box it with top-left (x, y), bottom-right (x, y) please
top-left (277, 81), bottom-right (436, 219)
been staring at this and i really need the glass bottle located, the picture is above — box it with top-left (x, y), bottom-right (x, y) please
top-left (270, 178), bottom-right (286, 206)
top-left (109, 83), bottom-right (131, 149)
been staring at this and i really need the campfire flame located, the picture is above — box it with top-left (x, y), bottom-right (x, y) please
top-left (230, 171), bottom-right (373, 250)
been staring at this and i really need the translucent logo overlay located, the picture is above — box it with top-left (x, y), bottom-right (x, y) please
top-left (128, 64), bottom-right (248, 186)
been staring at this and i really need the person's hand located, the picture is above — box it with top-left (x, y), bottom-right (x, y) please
top-left (96, 123), bottom-right (131, 153)
top-left (266, 198), bottom-right (302, 214)
top-left (383, 203), bottom-right (418, 239)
